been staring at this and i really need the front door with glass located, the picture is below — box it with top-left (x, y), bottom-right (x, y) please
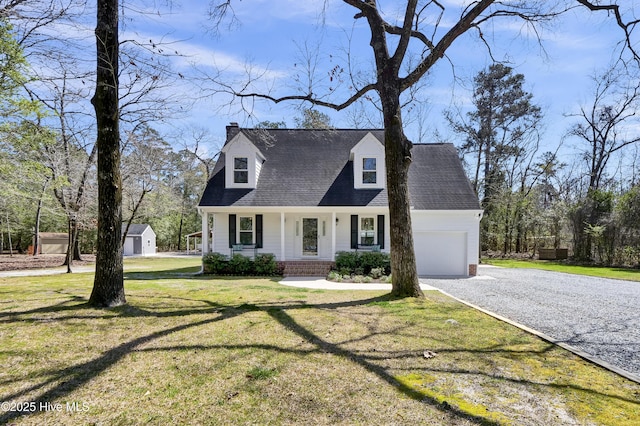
top-left (302, 218), bottom-right (318, 256)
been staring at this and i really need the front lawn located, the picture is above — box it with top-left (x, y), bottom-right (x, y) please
top-left (483, 258), bottom-right (640, 282)
top-left (1, 258), bottom-right (638, 425)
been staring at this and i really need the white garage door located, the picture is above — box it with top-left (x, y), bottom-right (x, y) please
top-left (414, 232), bottom-right (467, 276)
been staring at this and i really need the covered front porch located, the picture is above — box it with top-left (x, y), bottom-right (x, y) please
top-left (199, 207), bottom-right (389, 262)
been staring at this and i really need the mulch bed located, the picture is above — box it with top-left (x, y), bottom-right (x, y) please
top-left (0, 254), bottom-right (96, 272)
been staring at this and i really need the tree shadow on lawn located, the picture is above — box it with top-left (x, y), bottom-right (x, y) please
top-left (123, 266), bottom-right (202, 279)
top-left (2, 290), bottom-right (637, 424)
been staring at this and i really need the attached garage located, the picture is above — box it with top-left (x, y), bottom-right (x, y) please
top-left (411, 210), bottom-right (482, 277)
top-left (414, 231), bottom-right (467, 276)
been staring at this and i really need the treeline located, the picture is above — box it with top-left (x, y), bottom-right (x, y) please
top-left (0, 5), bottom-right (217, 255)
top-left (449, 64), bottom-right (640, 266)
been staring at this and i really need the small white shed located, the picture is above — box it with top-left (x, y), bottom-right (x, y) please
top-left (36, 232), bottom-right (69, 254)
top-left (122, 224), bottom-right (157, 256)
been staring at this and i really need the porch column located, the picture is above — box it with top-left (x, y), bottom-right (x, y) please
top-left (280, 212), bottom-right (286, 261)
top-left (331, 211), bottom-right (336, 261)
top-left (201, 211), bottom-right (209, 254)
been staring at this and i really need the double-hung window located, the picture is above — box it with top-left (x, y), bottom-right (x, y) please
top-left (234, 157), bottom-right (248, 183)
top-left (239, 216), bottom-right (253, 244)
top-left (360, 217), bottom-right (375, 245)
top-left (363, 157), bottom-right (377, 184)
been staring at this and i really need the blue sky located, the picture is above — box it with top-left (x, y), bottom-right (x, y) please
top-left (123, 1), bottom-right (634, 160)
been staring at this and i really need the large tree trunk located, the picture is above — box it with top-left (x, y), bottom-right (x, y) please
top-left (89, 0), bottom-right (125, 307)
top-left (382, 93), bottom-right (423, 298)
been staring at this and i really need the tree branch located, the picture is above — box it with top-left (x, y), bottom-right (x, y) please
top-left (575, 0), bottom-right (640, 61)
top-left (401, 0), bottom-right (494, 91)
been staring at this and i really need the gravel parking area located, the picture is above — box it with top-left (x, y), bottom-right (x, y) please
top-left (424, 265), bottom-right (640, 381)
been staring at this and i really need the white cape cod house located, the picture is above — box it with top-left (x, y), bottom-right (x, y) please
top-left (197, 124), bottom-right (482, 276)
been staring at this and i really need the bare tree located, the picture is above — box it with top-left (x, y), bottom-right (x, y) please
top-left (567, 65), bottom-right (640, 260)
top-left (207, 1), bottom-right (640, 297)
top-left (568, 67), bottom-right (640, 193)
top-left (27, 59), bottom-right (96, 265)
top-left (121, 126), bottom-right (172, 243)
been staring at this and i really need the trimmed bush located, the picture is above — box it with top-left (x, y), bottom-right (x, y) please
top-left (334, 250), bottom-right (391, 276)
top-left (254, 253), bottom-right (278, 276)
top-left (202, 253), bottom-right (282, 276)
top-left (203, 252), bottom-right (229, 274)
top-left (359, 251), bottom-right (391, 275)
top-left (335, 251), bottom-right (359, 272)
top-left (229, 254), bottom-right (254, 275)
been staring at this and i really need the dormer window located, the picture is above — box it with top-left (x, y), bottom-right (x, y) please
top-left (223, 132), bottom-right (265, 189)
top-left (363, 158), bottom-right (377, 184)
top-left (234, 157), bottom-right (248, 183)
top-left (350, 132), bottom-right (385, 189)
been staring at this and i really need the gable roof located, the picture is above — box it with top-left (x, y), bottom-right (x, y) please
top-left (198, 128), bottom-right (480, 210)
top-left (123, 224), bottom-right (152, 236)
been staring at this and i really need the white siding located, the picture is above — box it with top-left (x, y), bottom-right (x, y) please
top-left (212, 213), bottom-right (230, 254)
top-left (335, 213), bottom-right (353, 252)
top-left (141, 228), bottom-right (157, 255)
top-left (261, 213), bottom-right (282, 257)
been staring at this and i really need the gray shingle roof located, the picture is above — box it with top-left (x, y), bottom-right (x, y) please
top-left (123, 224), bottom-right (151, 236)
top-left (198, 128), bottom-right (480, 210)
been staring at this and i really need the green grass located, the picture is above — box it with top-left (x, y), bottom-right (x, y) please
top-left (1, 257), bottom-right (639, 425)
top-left (483, 258), bottom-right (640, 282)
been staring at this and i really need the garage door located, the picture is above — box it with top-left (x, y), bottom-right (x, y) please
top-left (414, 232), bottom-right (467, 276)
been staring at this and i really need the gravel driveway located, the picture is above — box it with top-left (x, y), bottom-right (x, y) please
top-left (423, 265), bottom-right (640, 381)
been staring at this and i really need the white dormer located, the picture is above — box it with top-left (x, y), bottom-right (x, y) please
top-left (222, 132), bottom-right (265, 189)
top-left (350, 132), bottom-right (385, 189)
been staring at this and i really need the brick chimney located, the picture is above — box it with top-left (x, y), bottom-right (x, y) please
top-left (226, 122), bottom-right (240, 140)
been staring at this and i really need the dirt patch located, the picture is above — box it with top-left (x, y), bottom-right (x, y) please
top-left (0, 254), bottom-right (96, 272)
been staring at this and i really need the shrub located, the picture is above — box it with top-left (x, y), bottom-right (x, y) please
top-left (338, 267), bottom-right (352, 277)
top-left (229, 254), bottom-right (254, 275)
top-left (327, 271), bottom-right (341, 281)
top-left (203, 252), bottom-right (282, 276)
top-left (203, 252), bottom-right (229, 274)
top-left (369, 267), bottom-right (384, 279)
top-left (335, 251), bottom-right (359, 272)
top-left (254, 253), bottom-right (278, 276)
top-left (359, 251), bottom-right (391, 275)
top-left (335, 250), bottom-right (391, 276)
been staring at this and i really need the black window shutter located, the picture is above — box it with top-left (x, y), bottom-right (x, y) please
top-left (351, 215), bottom-right (358, 249)
top-left (377, 215), bottom-right (385, 249)
top-left (255, 214), bottom-right (263, 248)
top-left (229, 214), bottom-right (236, 247)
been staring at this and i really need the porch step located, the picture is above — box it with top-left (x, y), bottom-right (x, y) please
top-left (280, 261), bottom-right (335, 277)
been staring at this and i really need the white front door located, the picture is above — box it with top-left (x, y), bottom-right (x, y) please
top-left (302, 218), bottom-right (318, 257)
